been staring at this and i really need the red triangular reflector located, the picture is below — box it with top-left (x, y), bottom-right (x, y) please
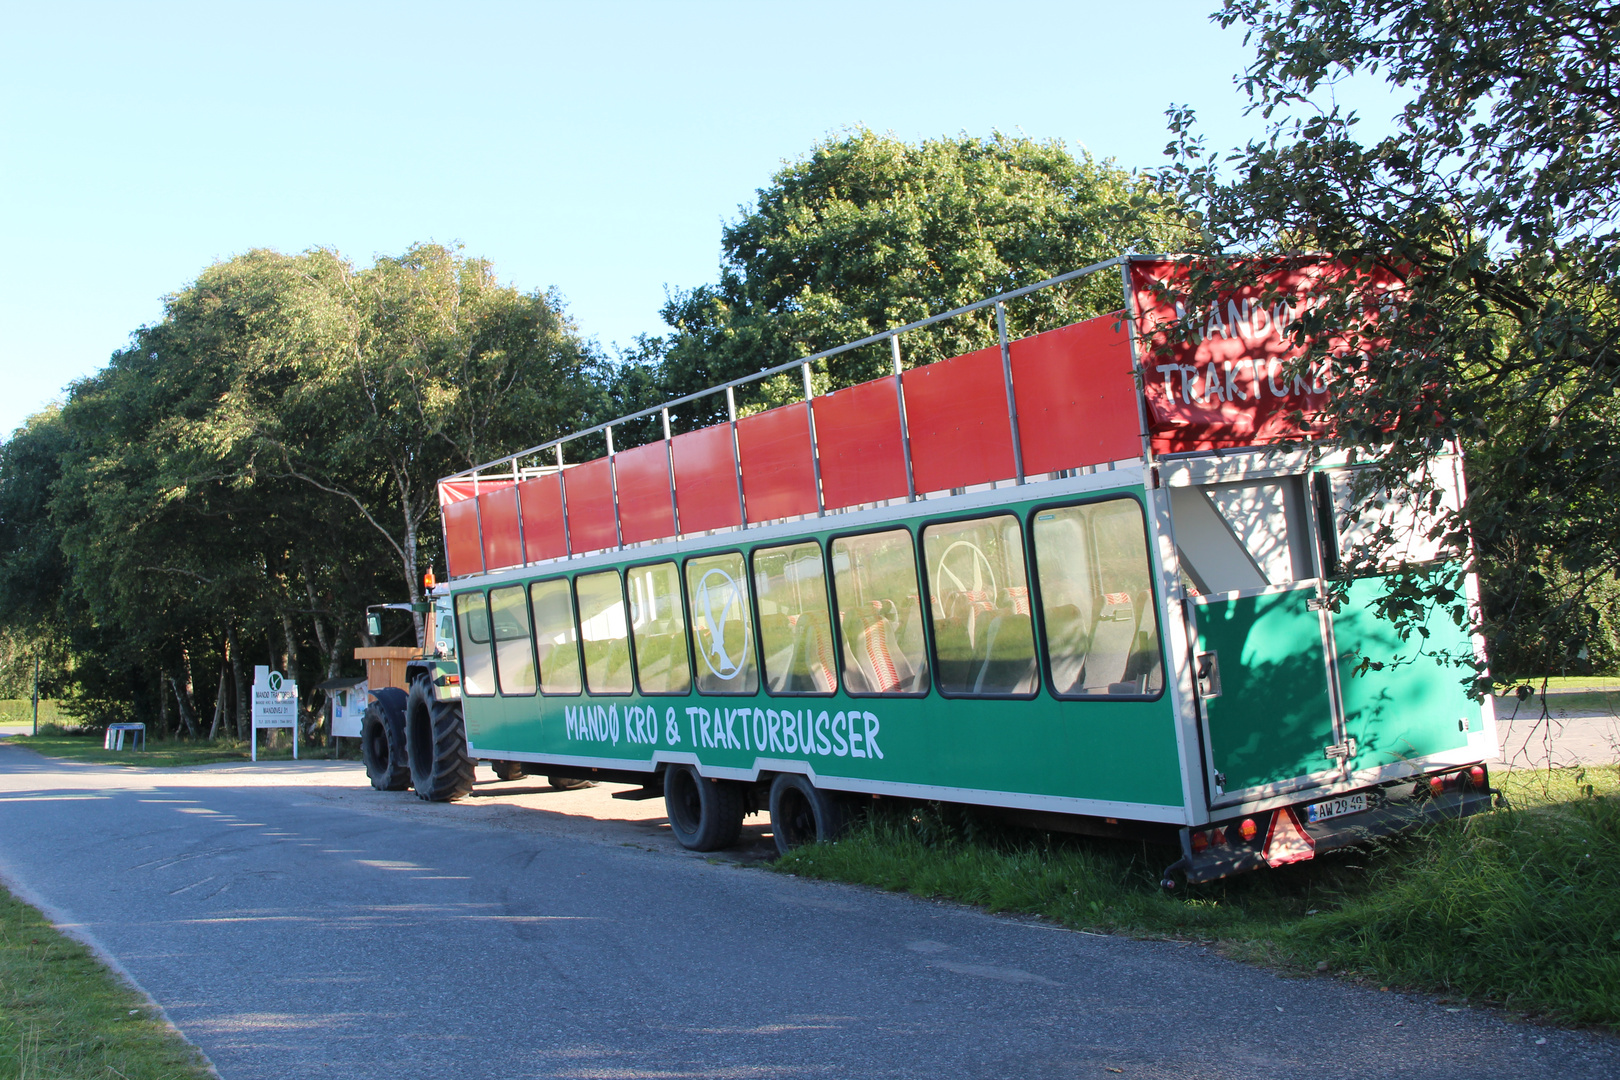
top-left (1263, 806), bottom-right (1317, 867)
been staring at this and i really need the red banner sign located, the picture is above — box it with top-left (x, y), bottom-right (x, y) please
top-left (1130, 259), bottom-right (1395, 453)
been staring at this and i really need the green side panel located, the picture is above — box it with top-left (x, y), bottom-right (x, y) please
top-left (455, 485), bottom-right (1187, 811)
top-left (1196, 586), bottom-right (1336, 793)
top-left (1334, 575), bottom-right (1476, 770)
top-left (464, 689), bottom-right (1183, 809)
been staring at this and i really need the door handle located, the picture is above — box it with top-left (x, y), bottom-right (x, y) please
top-left (1196, 651), bottom-right (1222, 698)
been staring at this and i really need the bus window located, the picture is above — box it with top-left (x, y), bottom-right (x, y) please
top-left (923, 515), bottom-right (1037, 696)
top-left (627, 561), bottom-right (691, 694)
top-left (575, 571), bottom-right (633, 695)
top-left (529, 578), bottom-right (582, 695)
top-left (685, 551), bottom-right (759, 694)
top-left (454, 592), bottom-right (495, 697)
top-left (753, 541), bottom-right (836, 695)
top-left (829, 529), bottom-right (929, 695)
top-left (1032, 499), bottom-right (1164, 697)
top-left (488, 585), bottom-right (537, 696)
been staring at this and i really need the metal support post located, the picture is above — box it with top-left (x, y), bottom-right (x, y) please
top-left (31, 654), bottom-right (39, 736)
top-left (802, 362), bottom-right (825, 516)
top-left (556, 444), bottom-right (572, 556)
top-left (512, 458), bottom-right (526, 566)
top-left (892, 335), bottom-right (916, 502)
top-left (995, 301), bottom-right (1025, 485)
top-left (606, 425), bottom-right (624, 549)
top-left (727, 386), bottom-right (747, 526)
top-left (662, 408), bottom-right (680, 536)
top-left (1119, 260), bottom-right (1157, 467)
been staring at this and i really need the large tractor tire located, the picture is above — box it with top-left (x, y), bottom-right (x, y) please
top-left (360, 687), bottom-right (409, 791)
top-left (768, 772), bottom-right (852, 856)
top-left (663, 764), bottom-right (745, 851)
top-left (489, 760), bottom-right (525, 782)
top-left (405, 678), bottom-right (475, 802)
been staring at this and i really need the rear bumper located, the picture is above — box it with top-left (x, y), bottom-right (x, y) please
top-left (1181, 782), bottom-right (1494, 885)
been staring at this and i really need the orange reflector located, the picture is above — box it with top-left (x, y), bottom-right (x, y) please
top-left (1211, 827), bottom-right (1227, 846)
top-left (1263, 808), bottom-right (1316, 868)
top-left (1191, 831), bottom-right (1208, 854)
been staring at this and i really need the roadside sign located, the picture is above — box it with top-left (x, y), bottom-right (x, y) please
top-left (251, 666), bottom-right (299, 761)
top-left (330, 681), bottom-right (369, 739)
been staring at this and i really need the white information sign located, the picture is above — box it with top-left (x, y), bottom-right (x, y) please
top-left (330, 681), bottom-right (369, 739)
top-left (251, 666), bottom-right (299, 761)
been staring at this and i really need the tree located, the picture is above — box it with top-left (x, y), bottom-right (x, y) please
top-left (0, 243), bottom-right (607, 731)
top-left (1162, 0), bottom-right (1620, 683)
top-left (267, 243), bottom-right (608, 640)
top-left (653, 129), bottom-right (1186, 426)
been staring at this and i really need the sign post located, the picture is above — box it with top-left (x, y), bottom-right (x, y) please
top-left (251, 666), bottom-right (299, 761)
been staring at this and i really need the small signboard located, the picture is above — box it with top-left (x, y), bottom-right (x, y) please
top-left (251, 666), bottom-right (299, 761)
top-left (330, 681), bottom-right (369, 739)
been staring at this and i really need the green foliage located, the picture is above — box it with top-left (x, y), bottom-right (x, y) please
top-left (653, 129), bottom-right (1186, 425)
top-left (778, 768), bottom-right (1620, 1025)
top-left (1163, 0), bottom-right (1620, 684)
top-left (0, 884), bottom-right (212, 1079)
top-left (0, 242), bottom-right (606, 731)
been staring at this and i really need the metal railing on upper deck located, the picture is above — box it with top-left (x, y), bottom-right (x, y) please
top-left (438, 257), bottom-right (1154, 579)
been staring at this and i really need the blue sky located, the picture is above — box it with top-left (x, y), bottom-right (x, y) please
top-left (0, 1), bottom-right (1383, 438)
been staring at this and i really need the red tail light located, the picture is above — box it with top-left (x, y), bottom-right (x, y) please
top-left (1191, 831), bottom-right (1209, 853)
top-left (1429, 775), bottom-right (1446, 795)
top-left (1469, 766), bottom-right (1486, 788)
top-left (1239, 818), bottom-right (1258, 841)
top-left (1211, 827), bottom-right (1228, 846)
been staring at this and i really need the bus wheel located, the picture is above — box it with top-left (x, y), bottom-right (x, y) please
top-left (548, 776), bottom-right (593, 791)
top-left (360, 687), bottom-right (409, 791)
top-left (769, 773), bottom-right (849, 856)
top-left (406, 679), bottom-right (475, 802)
top-left (489, 760), bottom-right (524, 782)
top-left (663, 764), bottom-right (744, 851)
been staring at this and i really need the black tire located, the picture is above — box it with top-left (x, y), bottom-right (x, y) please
top-left (548, 776), bottom-right (594, 791)
top-left (489, 760), bottom-right (525, 782)
top-left (406, 678), bottom-right (475, 802)
top-left (769, 773), bottom-right (850, 856)
top-left (663, 764), bottom-right (745, 851)
top-left (360, 687), bottom-right (409, 791)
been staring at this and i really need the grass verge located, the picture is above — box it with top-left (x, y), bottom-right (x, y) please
top-left (775, 766), bottom-right (1620, 1028)
top-left (1, 731), bottom-right (314, 768)
top-left (0, 883), bottom-right (212, 1079)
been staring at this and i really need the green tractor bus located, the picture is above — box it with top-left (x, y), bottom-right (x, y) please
top-left (364, 255), bottom-right (1499, 886)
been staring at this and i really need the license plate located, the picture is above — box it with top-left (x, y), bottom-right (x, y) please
top-left (1306, 793), bottom-right (1367, 823)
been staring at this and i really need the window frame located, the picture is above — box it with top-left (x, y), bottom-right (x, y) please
top-left (681, 548), bottom-right (761, 696)
top-left (824, 524), bottom-right (932, 698)
top-left (487, 582), bottom-right (538, 698)
top-left (528, 575), bottom-right (584, 698)
top-left (572, 567), bottom-right (636, 697)
top-left (623, 556), bottom-right (693, 697)
top-left (452, 589), bottom-right (497, 698)
top-left (1026, 494), bottom-right (1167, 703)
top-left (917, 510), bottom-right (1042, 701)
top-left (748, 538), bottom-right (838, 698)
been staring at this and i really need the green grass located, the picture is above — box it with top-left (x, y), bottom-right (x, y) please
top-left (1494, 689), bottom-right (1619, 714)
top-left (0, 883), bottom-right (212, 1080)
top-left (776, 766), bottom-right (1620, 1028)
top-left (1, 730), bottom-right (313, 768)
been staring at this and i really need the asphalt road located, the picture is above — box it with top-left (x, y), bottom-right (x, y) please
top-left (0, 743), bottom-right (1614, 1080)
